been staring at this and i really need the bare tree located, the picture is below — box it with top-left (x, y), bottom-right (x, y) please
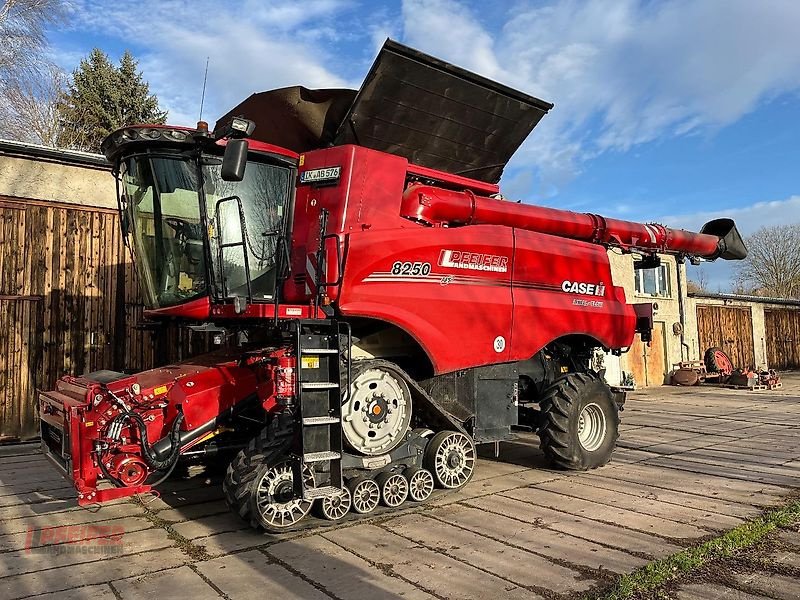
top-left (0, 64), bottom-right (82, 146)
top-left (734, 224), bottom-right (800, 298)
top-left (687, 266), bottom-right (709, 294)
top-left (0, 0), bottom-right (63, 82)
top-left (0, 0), bottom-right (66, 143)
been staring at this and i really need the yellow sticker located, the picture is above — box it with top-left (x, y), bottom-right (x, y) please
top-left (154, 385), bottom-right (168, 396)
top-left (561, 366), bottom-right (569, 373)
top-left (299, 154), bottom-right (305, 166)
top-left (301, 357), bottom-right (320, 369)
top-left (85, 421), bottom-right (94, 427)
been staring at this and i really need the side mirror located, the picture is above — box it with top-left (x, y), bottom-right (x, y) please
top-left (221, 139), bottom-right (248, 182)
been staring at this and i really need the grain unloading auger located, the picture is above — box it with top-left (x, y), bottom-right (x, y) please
top-left (39, 40), bottom-right (746, 532)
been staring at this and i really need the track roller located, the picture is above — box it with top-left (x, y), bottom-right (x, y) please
top-left (424, 430), bottom-right (475, 489)
top-left (403, 467), bottom-right (434, 502)
top-left (348, 477), bottom-right (380, 514)
top-left (375, 471), bottom-right (409, 507)
top-left (316, 487), bottom-right (352, 521)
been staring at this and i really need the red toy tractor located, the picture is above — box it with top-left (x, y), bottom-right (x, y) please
top-left (39, 41), bottom-right (747, 531)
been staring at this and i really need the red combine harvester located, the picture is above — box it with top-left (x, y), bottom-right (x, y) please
top-left (39, 41), bottom-right (746, 531)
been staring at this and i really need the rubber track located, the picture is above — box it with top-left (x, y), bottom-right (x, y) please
top-left (537, 371), bottom-right (619, 470)
top-left (222, 414), bottom-right (295, 529)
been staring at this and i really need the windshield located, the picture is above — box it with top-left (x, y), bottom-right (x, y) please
top-left (121, 155), bottom-right (206, 308)
top-left (203, 160), bottom-right (291, 301)
top-left (120, 152), bottom-right (292, 310)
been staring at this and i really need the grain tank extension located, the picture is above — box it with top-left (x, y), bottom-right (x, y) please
top-left (39, 40), bottom-right (746, 531)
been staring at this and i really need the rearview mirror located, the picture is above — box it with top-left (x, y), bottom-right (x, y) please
top-left (221, 139), bottom-right (248, 181)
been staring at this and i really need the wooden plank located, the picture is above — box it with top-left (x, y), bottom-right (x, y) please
top-left (696, 305), bottom-right (755, 370)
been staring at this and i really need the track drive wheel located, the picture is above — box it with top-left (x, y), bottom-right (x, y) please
top-left (348, 477), bottom-right (380, 514)
top-left (424, 431), bottom-right (475, 489)
top-left (376, 471), bottom-right (409, 507)
top-left (316, 487), bottom-right (352, 521)
top-left (403, 467), bottom-right (434, 501)
top-left (223, 417), bottom-right (314, 532)
top-left (537, 372), bottom-right (619, 471)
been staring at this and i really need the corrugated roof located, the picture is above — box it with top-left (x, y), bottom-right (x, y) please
top-left (689, 291), bottom-right (800, 307)
top-left (0, 138), bottom-right (109, 170)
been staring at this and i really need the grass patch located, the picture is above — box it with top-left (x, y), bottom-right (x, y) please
top-left (589, 498), bottom-right (800, 600)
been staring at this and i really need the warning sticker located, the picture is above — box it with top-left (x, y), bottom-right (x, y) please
top-left (301, 357), bottom-right (320, 369)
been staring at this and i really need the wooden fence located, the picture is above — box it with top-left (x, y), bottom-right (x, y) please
top-left (0, 196), bottom-right (206, 441)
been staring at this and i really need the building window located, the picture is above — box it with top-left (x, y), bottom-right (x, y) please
top-left (634, 264), bottom-right (671, 298)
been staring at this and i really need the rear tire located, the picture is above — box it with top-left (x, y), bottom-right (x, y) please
top-left (537, 372), bottom-right (619, 470)
top-left (704, 347), bottom-right (734, 376)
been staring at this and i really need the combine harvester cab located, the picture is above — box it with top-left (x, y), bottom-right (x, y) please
top-left (40, 40), bottom-right (746, 531)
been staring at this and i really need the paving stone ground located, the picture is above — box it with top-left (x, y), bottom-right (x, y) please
top-left (1, 376), bottom-right (799, 599)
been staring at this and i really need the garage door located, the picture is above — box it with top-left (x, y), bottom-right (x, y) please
top-left (626, 321), bottom-right (667, 387)
top-left (696, 305), bottom-right (755, 369)
top-left (764, 309), bottom-right (800, 370)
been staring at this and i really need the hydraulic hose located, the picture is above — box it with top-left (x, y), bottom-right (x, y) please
top-left (108, 408), bottom-right (185, 472)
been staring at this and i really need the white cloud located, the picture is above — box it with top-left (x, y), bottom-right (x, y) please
top-left (399, 0), bottom-right (800, 194)
top-left (65, 0), bottom-right (355, 126)
top-left (659, 195), bottom-right (800, 236)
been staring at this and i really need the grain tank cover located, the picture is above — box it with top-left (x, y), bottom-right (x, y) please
top-left (217, 40), bottom-right (552, 183)
top-left (334, 40), bottom-right (553, 183)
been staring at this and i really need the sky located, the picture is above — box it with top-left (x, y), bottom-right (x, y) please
top-left (45, 0), bottom-right (800, 291)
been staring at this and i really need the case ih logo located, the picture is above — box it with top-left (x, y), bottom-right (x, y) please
top-left (561, 280), bottom-right (606, 296)
top-left (438, 250), bottom-right (509, 273)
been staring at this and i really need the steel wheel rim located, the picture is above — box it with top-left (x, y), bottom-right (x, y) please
top-left (351, 479), bottom-right (380, 514)
top-left (407, 469), bottom-right (434, 501)
top-left (577, 403), bottom-right (607, 452)
top-left (255, 462), bottom-right (314, 529)
top-left (321, 487), bottom-right (351, 520)
top-left (434, 433), bottom-right (475, 488)
top-left (381, 474), bottom-right (409, 507)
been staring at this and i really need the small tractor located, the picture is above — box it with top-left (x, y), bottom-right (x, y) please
top-left (39, 41), bottom-right (747, 531)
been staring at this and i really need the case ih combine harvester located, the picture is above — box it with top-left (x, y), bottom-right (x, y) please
top-left (40, 41), bottom-right (746, 531)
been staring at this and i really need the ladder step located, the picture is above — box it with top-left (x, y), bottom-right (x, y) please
top-left (302, 416), bottom-right (340, 426)
top-left (303, 451), bottom-right (341, 463)
top-left (304, 485), bottom-right (343, 500)
top-left (302, 348), bottom-right (338, 355)
top-left (301, 382), bottom-right (339, 390)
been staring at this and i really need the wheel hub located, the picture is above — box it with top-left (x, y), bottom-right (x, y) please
top-left (255, 462), bottom-right (314, 529)
top-left (342, 367), bottom-right (413, 455)
top-left (577, 403), bottom-right (607, 452)
top-left (430, 431), bottom-right (475, 489)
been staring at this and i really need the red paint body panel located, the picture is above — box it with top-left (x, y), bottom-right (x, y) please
top-left (509, 229), bottom-right (636, 360)
top-left (339, 225), bottom-right (514, 373)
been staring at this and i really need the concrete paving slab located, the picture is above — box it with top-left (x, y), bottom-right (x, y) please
top-left (535, 477), bottom-right (743, 531)
top-left (383, 513), bottom-right (595, 593)
top-left (0, 527), bottom-right (174, 578)
top-left (578, 473), bottom-right (761, 519)
top-left (677, 582), bottom-right (772, 599)
top-left (734, 572), bottom-right (800, 600)
top-left (195, 550), bottom-right (329, 600)
top-left (0, 516), bottom-right (153, 553)
top-left (268, 534), bottom-right (435, 599)
top-left (0, 547), bottom-right (188, 600)
top-left (465, 494), bottom-right (679, 558)
top-left (324, 524), bottom-right (534, 599)
top-left (502, 486), bottom-right (708, 539)
top-left (19, 583), bottom-right (119, 600)
top-left (113, 565), bottom-right (220, 599)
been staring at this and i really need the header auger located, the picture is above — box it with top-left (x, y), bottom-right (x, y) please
top-left (40, 40), bottom-right (746, 532)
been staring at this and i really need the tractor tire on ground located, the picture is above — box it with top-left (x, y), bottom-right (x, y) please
top-left (704, 347), bottom-right (734, 376)
top-left (223, 416), bottom-right (314, 532)
top-left (537, 372), bottom-right (619, 471)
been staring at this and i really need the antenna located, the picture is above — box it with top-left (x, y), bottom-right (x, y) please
top-left (199, 57), bottom-right (210, 122)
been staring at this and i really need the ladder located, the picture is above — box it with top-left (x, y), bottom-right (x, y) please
top-left (292, 320), bottom-right (348, 500)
